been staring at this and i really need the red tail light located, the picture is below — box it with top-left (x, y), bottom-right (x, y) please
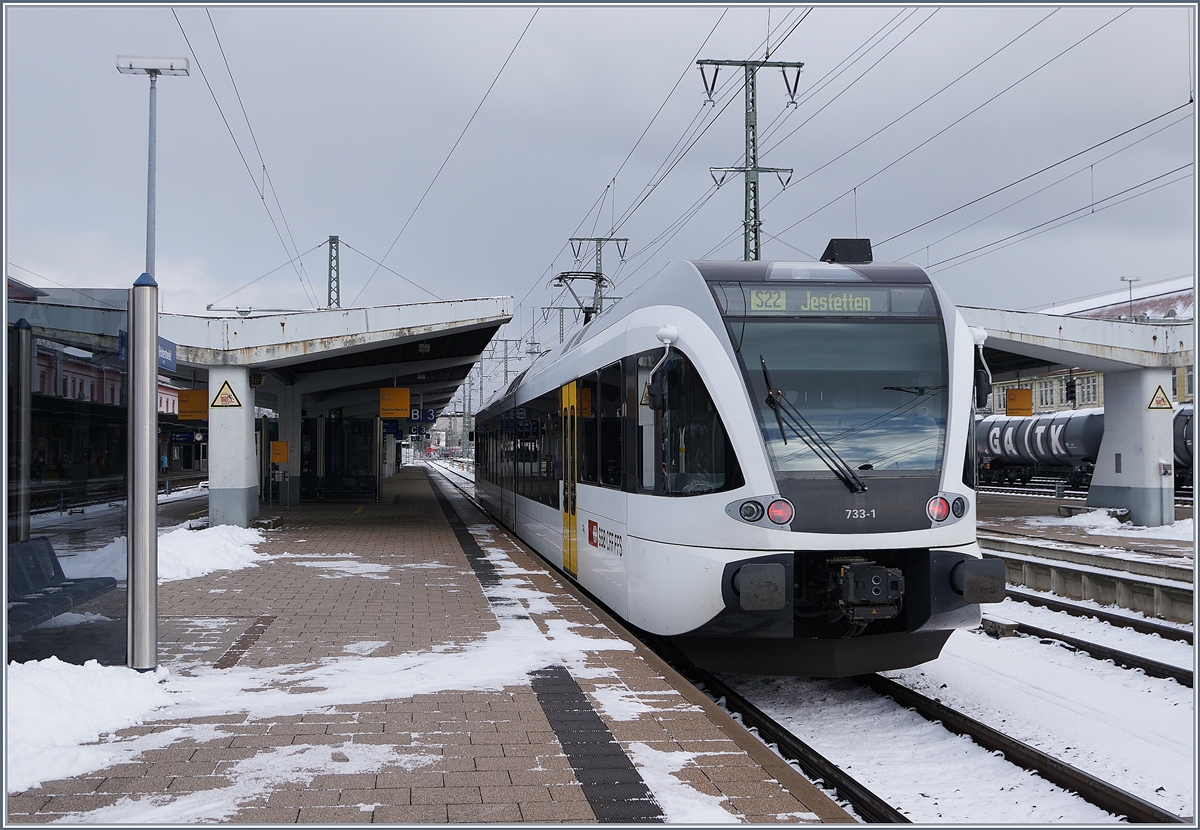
top-left (927, 496), bottom-right (950, 522)
top-left (767, 499), bottom-right (794, 524)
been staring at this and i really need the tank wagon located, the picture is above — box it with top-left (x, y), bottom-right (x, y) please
top-left (475, 243), bottom-right (1006, 677)
top-left (976, 404), bottom-right (1193, 489)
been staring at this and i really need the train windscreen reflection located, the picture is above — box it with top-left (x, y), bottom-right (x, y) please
top-left (730, 321), bottom-right (948, 474)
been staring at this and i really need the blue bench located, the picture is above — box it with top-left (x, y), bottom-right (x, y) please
top-left (7, 537), bottom-right (118, 635)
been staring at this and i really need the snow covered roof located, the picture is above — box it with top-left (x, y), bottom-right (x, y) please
top-left (1039, 275), bottom-right (1194, 321)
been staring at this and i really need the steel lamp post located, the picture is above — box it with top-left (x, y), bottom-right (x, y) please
top-left (117, 55), bottom-right (188, 672)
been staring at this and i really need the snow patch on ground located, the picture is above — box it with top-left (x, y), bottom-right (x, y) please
top-left (7, 524), bottom-right (636, 810)
top-left (589, 684), bottom-right (700, 722)
top-left (1014, 509), bottom-right (1195, 542)
top-left (58, 523), bottom-right (269, 582)
top-left (342, 641), bottom-right (387, 656)
top-left (5, 659), bottom-right (175, 793)
top-left (291, 559), bottom-right (391, 579)
top-left (887, 626), bottom-right (1194, 817)
top-left (624, 742), bottom-right (738, 823)
top-left (55, 743), bottom-right (426, 824)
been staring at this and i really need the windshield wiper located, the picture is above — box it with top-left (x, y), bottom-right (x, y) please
top-left (760, 356), bottom-right (868, 494)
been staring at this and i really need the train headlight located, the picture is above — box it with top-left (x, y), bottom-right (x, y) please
top-left (767, 499), bottom-right (794, 524)
top-left (951, 497), bottom-right (966, 518)
top-left (927, 496), bottom-right (950, 523)
top-left (739, 501), bottom-right (765, 522)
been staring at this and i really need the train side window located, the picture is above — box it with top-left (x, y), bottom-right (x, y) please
top-left (646, 349), bottom-right (744, 496)
top-left (599, 362), bottom-right (623, 487)
top-left (578, 373), bottom-right (599, 483)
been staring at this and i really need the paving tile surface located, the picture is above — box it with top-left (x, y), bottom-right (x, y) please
top-left (6, 466), bottom-right (848, 824)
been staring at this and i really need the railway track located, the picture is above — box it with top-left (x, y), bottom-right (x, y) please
top-left (427, 462), bottom-right (1191, 824)
top-left (982, 614), bottom-right (1192, 687)
top-left (1006, 586), bottom-right (1193, 644)
top-left (672, 654), bottom-right (1189, 823)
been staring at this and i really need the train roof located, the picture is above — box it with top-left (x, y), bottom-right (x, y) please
top-left (481, 257), bottom-right (937, 411)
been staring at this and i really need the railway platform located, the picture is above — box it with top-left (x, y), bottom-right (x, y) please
top-left (6, 466), bottom-right (850, 824)
top-left (976, 491), bottom-right (1194, 559)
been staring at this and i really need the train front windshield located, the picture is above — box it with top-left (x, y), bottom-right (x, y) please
top-left (714, 282), bottom-right (948, 477)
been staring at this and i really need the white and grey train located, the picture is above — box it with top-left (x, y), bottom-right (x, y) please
top-left (475, 241), bottom-right (1005, 677)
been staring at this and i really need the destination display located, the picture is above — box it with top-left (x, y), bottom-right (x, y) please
top-left (713, 282), bottom-right (936, 317)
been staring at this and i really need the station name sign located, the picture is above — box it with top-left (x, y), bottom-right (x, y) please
top-left (118, 330), bottom-right (176, 370)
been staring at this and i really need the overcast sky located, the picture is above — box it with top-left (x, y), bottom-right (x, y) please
top-left (4, 4), bottom-right (1196, 399)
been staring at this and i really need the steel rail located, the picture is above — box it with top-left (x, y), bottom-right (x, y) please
top-left (986, 617), bottom-right (1194, 687)
top-left (1006, 586), bottom-right (1193, 644)
top-left (855, 673), bottom-right (1190, 824)
top-left (687, 665), bottom-right (910, 824)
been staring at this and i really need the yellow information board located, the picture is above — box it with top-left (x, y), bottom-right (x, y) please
top-left (271, 441), bottom-right (289, 464)
top-left (380, 387), bottom-right (411, 418)
top-left (1005, 388), bottom-right (1033, 417)
top-left (178, 389), bottom-right (208, 421)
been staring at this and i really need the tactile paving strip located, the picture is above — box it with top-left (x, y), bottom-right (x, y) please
top-left (530, 665), bottom-right (664, 823)
top-left (428, 472), bottom-right (664, 823)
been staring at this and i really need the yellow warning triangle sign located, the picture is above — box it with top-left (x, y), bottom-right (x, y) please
top-left (210, 380), bottom-right (243, 408)
top-left (1147, 385), bottom-right (1172, 410)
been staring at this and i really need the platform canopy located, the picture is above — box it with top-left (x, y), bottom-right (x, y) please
top-left (168, 299), bottom-right (512, 417)
top-left (8, 291), bottom-right (513, 420)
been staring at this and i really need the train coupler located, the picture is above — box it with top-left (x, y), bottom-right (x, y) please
top-left (834, 561), bottom-right (904, 621)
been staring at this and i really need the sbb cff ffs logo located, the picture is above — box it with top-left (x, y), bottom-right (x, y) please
top-left (586, 520), bottom-right (623, 556)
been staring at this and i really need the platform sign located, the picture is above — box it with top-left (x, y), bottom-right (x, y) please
top-left (409, 407), bottom-right (437, 423)
top-left (1005, 388), bottom-right (1032, 417)
top-left (1148, 385), bottom-right (1173, 410)
top-left (409, 425), bottom-right (428, 436)
top-left (380, 387), bottom-right (411, 418)
top-left (270, 441), bottom-right (289, 463)
top-left (178, 389), bottom-right (208, 421)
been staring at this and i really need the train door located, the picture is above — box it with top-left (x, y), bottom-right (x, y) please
top-left (560, 382), bottom-right (578, 577)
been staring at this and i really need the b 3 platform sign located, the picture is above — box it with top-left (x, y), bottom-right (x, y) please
top-left (380, 387), bottom-right (411, 418)
top-left (410, 408), bottom-right (437, 423)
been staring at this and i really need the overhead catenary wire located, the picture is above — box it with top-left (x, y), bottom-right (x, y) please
top-left (353, 8), bottom-right (538, 306)
top-left (698, 10), bottom-right (944, 259)
top-left (171, 8), bottom-right (320, 308)
top-left (339, 240), bottom-right (442, 301)
top-left (877, 100), bottom-right (1196, 251)
top-left (896, 111), bottom-right (1194, 262)
top-left (762, 8), bottom-right (1137, 252)
top-left (927, 164), bottom-right (1193, 272)
top-left (207, 241), bottom-right (327, 307)
top-left (509, 7), bottom-right (807, 341)
top-left (779, 8), bottom-right (1058, 190)
top-left (205, 9), bottom-right (317, 305)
